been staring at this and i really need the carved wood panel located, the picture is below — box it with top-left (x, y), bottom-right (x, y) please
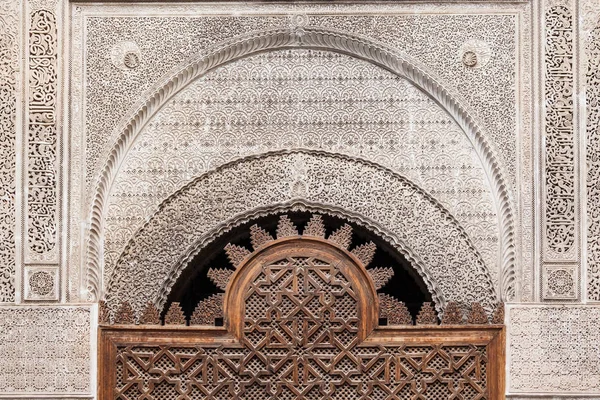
top-left (99, 215), bottom-right (505, 399)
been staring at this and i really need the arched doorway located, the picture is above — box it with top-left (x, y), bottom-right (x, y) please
top-left (98, 214), bottom-right (505, 399)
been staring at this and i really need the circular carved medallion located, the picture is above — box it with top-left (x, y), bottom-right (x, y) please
top-left (29, 271), bottom-right (54, 296)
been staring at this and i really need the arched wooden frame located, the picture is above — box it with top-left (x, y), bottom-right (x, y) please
top-left (99, 218), bottom-right (505, 399)
top-left (223, 237), bottom-right (379, 342)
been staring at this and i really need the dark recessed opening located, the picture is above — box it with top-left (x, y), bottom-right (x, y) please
top-left (164, 211), bottom-right (432, 322)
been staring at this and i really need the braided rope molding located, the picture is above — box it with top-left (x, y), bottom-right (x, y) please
top-left (86, 27), bottom-right (517, 302)
top-left (104, 149), bottom-right (498, 314)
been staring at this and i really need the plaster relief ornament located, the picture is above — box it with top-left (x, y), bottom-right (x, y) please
top-left (28, 270), bottom-right (54, 296)
top-left (460, 39), bottom-right (492, 68)
top-left (24, 266), bottom-right (58, 300)
top-left (110, 41), bottom-right (141, 71)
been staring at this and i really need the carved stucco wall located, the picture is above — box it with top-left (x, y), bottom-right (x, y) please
top-left (106, 150), bottom-right (498, 314)
top-left (73, 6), bottom-right (522, 306)
top-left (0, 306), bottom-right (93, 396)
top-left (103, 49), bottom-right (500, 298)
top-left (1, 0), bottom-right (600, 398)
top-left (508, 305), bottom-right (600, 395)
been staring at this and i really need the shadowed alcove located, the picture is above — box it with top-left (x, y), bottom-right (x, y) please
top-left (165, 211), bottom-right (432, 323)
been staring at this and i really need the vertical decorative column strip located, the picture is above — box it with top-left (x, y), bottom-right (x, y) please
top-left (542, 0), bottom-right (579, 300)
top-left (23, 2), bottom-right (60, 301)
top-left (0, 0), bottom-right (20, 302)
top-left (27, 10), bottom-right (57, 257)
top-left (585, 18), bottom-right (600, 300)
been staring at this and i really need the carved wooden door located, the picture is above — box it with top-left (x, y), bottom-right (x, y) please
top-left (99, 215), bottom-right (505, 399)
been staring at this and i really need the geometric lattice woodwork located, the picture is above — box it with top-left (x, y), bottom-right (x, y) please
top-left (327, 223), bottom-right (353, 249)
top-left (100, 214), bottom-right (505, 399)
top-left (467, 303), bottom-right (490, 325)
top-left (138, 301), bottom-right (161, 325)
top-left (224, 243), bottom-right (251, 268)
top-left (491, 302), bottom-right (505, 325)
top-left (113, 301), bottom-right (134, 324)
top-left (276, 215), bottom-right (298, 238)
top-left (164, 302), bottom-right (186, 325)
top-left (442, 301), bottom-right (465, 325)
top-left (250, 224), bottom-right (273, 250)
top-left (351, 241), bottom-right (377, 267)
top-left (416, 302), bottom-right (438, 325)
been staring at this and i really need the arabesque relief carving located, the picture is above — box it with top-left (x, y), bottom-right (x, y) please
top-left (28, 9), bottom-right (58, 258)
top-left (544, 5), bottom-right (576, 259)
top-left (82, 27), bottom-right (517, 305)
top-left (0, 0), bottom-right (19, 302)
top-left (587, 21), bottom-right (600, 301)
top-left (105, 151), bottom-right (498, 316)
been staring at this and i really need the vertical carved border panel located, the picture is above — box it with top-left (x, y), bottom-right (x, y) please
top-left (27, 9), bottom-right (58, 259)
top-left (23, 0), bottom-right (61, 302)
top-left (542, 0), bottom-right (579, 300)
top-left (584, 6), bottom-right (600, 301)
top-left (26, 6), bottom-right (58, 262)
top-left (0, 0), bottom-right (20, 303)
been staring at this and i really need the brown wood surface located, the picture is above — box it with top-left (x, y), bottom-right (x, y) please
top-left (99, 230), bottom-right (505, 399)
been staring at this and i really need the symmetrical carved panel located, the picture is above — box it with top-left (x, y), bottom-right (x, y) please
top-left (509, 306), bottom-right (600, 393)
top-left (105, 151), bottom-right (497, 315)
top-left (23, 265), bottom-right (58, 301)
top-left (542, 265), bottom-right (578, 300)
top-left (586, 22), bottom-right (600, 301)
top-left (0, 0), bottom-right (19, 302)
top-left (72, 6), bottom-right (521, 304)
top-left (104, 49), bottom-right (499, 296)
top-left (0, 306), bottom-right (91, 394)
top-left (27, 9), bottom-right (58, 259)
top-left (101, 230), bottom-right (504, 399)
top-left (543, 5), bottom-right (576, 259)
